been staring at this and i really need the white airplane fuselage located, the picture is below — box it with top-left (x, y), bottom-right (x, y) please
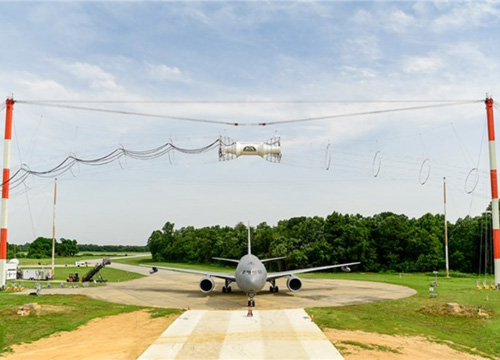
top-left (234, 254), bottom-right (268, 294)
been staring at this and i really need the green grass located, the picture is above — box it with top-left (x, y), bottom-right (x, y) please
top-left (0, 293), bottom-right (181, 354)
top-left (50, 266), bottom-right (145, 282)
top-left (18, 252), bottom-right (150, 266)
top-left (305, 272), bottom-right (500, 359)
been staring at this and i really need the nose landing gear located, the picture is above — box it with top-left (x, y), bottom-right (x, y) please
top-left (247, 292), bottom-right (256, 307)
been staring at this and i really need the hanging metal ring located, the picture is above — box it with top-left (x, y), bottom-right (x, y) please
top-left (465, 167), bottom-right (479, 194)
top-left (419, 158), bottom-right (431, 185)
top-left (372, 151), bottom-right (381, 178)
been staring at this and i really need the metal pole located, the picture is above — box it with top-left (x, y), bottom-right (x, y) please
top-left (0, 98), bottom-right (14, 287)
top-left (51, 178), bottom-right (57, 277)
top-left (444, 177), bottom-right (449, 278)
top-left (485, 97), bottom-right (500, 287)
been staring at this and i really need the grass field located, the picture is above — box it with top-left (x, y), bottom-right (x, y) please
top-left (0, 293), bottom-right (182, 354)
top-left (305, 272), bottom-right (499, 358)
top-left (50, 266), bottom-right (145, 282)
top-left (5, 256), bottom-right (500, 358)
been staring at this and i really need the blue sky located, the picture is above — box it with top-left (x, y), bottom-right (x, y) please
top-left (1, 1), bottom-right (500, 245)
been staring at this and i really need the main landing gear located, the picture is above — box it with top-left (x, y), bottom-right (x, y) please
top-left (269, 279), bottom-right (279, 293)
top-left (222, 279), bottom-right (232, 293)
top-left (247, 292), bottom-right (256, 307)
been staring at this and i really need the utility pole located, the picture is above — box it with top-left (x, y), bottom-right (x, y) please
top-left (51, 178), bottom-right (57, 277)
top-left (443, 177), bottom-right (449, 278)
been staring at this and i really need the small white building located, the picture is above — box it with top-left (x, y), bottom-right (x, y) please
top-left (6, 259), bottom-right (19, 280)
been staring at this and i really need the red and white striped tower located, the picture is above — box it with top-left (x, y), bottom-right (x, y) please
top-left (0, 98), bottom-right (14, 287)
top-left (485, 97), bottom-right (500, 287)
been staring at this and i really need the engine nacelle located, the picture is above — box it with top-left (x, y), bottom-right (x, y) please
top-left (199, 276), bottom-right (215, 293)
top-left (286, 275), bottom-right (303, 292)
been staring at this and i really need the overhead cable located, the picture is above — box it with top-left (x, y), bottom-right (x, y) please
top-left (2, 139), bottom-right (221, 189)
top-left (16, 99), bottom-right (482, 127)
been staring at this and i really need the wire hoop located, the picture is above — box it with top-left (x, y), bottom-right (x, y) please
top-left (419, 158), bottom-right (431, 185)
top-left (372, 151), bottom-right (381, 178)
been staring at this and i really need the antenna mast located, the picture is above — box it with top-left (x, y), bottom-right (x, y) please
top-left (485, 97), bottom-right (500, 288)
top-left (0, 98), bottom-right (14, 287)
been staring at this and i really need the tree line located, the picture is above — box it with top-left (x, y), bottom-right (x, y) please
top-left (8, 239), bottom-right (147, 259)
top-left (147, 210), bottom-right (495, 274)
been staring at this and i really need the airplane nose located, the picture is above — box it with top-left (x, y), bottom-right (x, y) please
top-left (248, 276), bottom-right (265, 291)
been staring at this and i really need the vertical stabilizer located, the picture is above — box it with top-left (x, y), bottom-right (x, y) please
top-left (248, 222), bottom-right (251, 255)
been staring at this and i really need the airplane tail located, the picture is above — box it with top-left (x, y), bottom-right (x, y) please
top-left (248, 222), bottom-right (251, 255)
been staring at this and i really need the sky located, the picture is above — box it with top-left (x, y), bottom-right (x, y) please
top-left (1, 0), bottom-right (500, 246)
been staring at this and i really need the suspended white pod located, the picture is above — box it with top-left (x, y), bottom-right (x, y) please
top-left (219, 136), bottom-right (281, 163)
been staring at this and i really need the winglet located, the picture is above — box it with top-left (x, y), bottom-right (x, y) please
top-left (248, 222), bottom-right (251, 255)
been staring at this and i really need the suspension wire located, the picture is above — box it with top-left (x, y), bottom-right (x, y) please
top-left (16, 101), bottom-right (238, 126)
top-left (17, 99), bottom-right (483, 127)
top-left (467, 118), bottom-right (487, 213)
top-left (12, 115), bottom-right (37, 238)
top-left (1, 139), bottom-right (222, 189)
top-left (485, 213), bottom-right (491, 278)
top-left (479, 213), bottom-right (484, 278)
top-left (451, 122), bottom-right (476, 169)
top-left (16, 99), bottom-right (481, 104)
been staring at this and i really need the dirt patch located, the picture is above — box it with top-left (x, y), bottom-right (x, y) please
top-left (2, 310), bottom-right (177, 360)
top-left (418, 303), bottom-right (494, 319)
top-left (324, 329), bottom-right (495, 360)
top-left (13, 303), bottom-right (73, 316)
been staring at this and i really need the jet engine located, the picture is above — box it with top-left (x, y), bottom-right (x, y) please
top-left (199, 276), bottom-right (216, 293)
top-left (286, 275), bottom-right (303, 292)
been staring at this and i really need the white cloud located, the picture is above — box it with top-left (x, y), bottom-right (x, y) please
top-left (63, 62), bottom-right (119, 90)
top-left (146, 63), bottom-right (189, 82)
top-left (340, 66), bottom-right (377, 79)
top-left (16, 77), bottom-right (66, 96)
top-left (402, 55), bottom-right (444, 74)
top-left (432, 2), bottom-right (500, 32)
top-left (386, 9), bottom-right (416, 33)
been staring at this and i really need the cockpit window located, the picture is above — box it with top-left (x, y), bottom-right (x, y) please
top-left (241, 269), bottom-right (263, 275)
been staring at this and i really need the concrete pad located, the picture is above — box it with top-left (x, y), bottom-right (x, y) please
top-left (138, 309), bottom-right (344, 360)
top-left (31, 262), bottom-right (416, 310)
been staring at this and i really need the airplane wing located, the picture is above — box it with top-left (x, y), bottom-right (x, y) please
top-left (140, 264), bottom-right (236, 281)
top-left (266, 262), bottom-right (361, 281)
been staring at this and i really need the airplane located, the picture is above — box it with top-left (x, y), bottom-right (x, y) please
top-left (143, 225), bottom-right (360, 307)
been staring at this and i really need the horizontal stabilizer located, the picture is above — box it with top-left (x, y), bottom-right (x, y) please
top-left (261, 256), bottom-right (287, 263)
top-left (212, 257), bottom-right (240, 264)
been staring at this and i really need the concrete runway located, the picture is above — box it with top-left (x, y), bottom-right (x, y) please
top-left (138, 309), bottom-right (345, 360)
top-left (35, 262), bottom-right (416, 310)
